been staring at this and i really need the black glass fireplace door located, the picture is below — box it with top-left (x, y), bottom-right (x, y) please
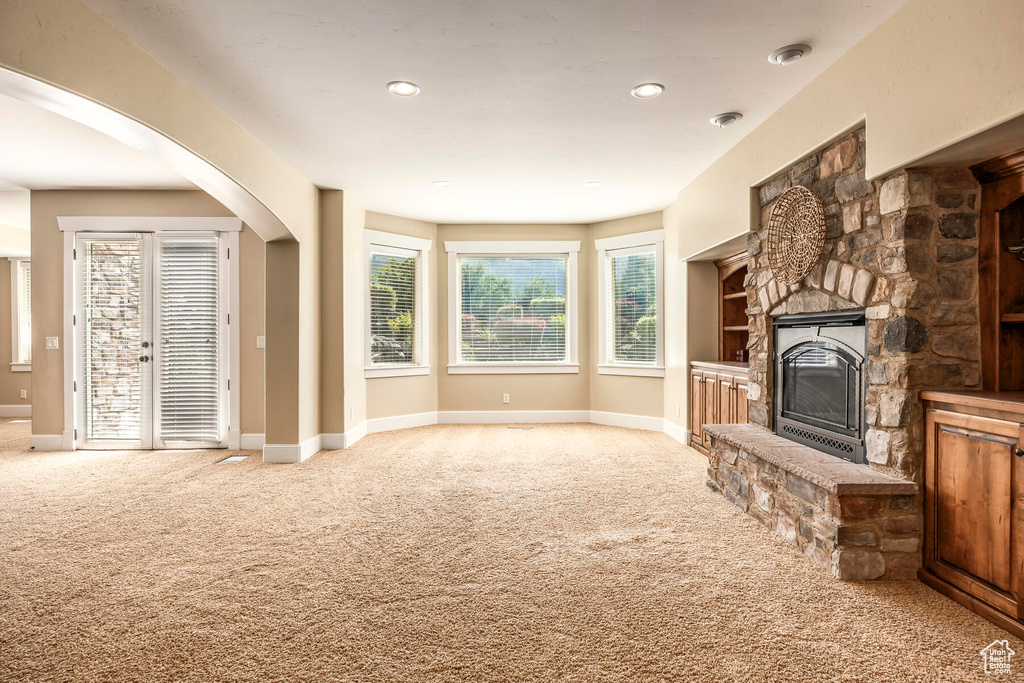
top-left (780, 341), bottom-right (861, 439)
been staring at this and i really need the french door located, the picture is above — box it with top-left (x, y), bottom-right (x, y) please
top-left (74, 232), bottom-right (228, 449)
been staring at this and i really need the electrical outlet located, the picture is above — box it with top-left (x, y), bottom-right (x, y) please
top-left (20, 389), bottom-right (27, 399)
top-left (256, 335), bottom-right (266, 349)
top-left (502, 393), bottom-right (510, 404)
top-left (45, 336), bottom-right (59, 350)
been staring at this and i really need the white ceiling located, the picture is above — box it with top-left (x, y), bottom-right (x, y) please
top-left (72, 1), bottom-right (906, 224)
top-left (0, 93), bottom-right (193, 192)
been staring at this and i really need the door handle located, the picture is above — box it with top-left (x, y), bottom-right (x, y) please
top-left (139, 355), bottom-right (150, 363)
top-left (1016, 448), bottom-right (1024, 458)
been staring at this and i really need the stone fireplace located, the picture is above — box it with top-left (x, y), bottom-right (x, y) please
top-left (703, 127), bottom-right (983, 580)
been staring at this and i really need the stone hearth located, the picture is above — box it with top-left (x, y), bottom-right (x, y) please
top-left (705, 424), bottom-right (919, 580)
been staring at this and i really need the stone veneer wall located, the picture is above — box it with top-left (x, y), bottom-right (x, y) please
top-left (744, 127), bottom-right (982, 483)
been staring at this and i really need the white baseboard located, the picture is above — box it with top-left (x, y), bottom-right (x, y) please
top-left (320, 433), bottom-right (346, 450)
top-left (438, 410), bottom-right (591, 424)
top-left (368, 411), bottom-right (439, 433)
top-left (30, 433), bottom-right (68, 451)
top-left (263, 434), bottom-right (321, 464)
top-left (239, 433), bottom-right (265, 450)
top-left (589, 410), bottom-right (664, 431)
top-left (344, 421), bottom-right (367, 448)
top-left (0, 404), bottom-right (31, 417)
top-left (662, 419), bottom-right (691, 445)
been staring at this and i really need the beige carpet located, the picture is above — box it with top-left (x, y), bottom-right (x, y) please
top-left (0, 419), bottom-right (1016, 682)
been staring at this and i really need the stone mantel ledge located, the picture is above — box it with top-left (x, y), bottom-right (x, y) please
top-left (703, 424), bottom-right (917, 497)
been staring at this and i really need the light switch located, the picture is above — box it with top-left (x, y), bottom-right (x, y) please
top-left (45, 336), bottom-right (59, 350)
top-left (256, 336), bottom-right (266, 349)
top-left (20, 389), bottom-right (27, 399)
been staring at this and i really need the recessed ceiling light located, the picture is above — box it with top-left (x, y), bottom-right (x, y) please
top-left (767, 44), bottom-right (811, 66)
top-left (432, 180), bottom-right (452, 188)
top-left (583, 181), bottom-right (603, 188)
top-left (387, 81), bottom-right (420, 97)
top-left (630, 83), bottom-right (665, 99)
top-left (710, 112), bottom-right (743, 127)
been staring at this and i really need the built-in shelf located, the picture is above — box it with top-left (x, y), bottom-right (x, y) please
top-left (716, 251), bottom-right (750, 363)
top-left (723, 325), bottom-right (748, 332)
top-left (723, 292), bottom-right (747, 300)
top-left (1001, 313), bottom-right (1024, 323)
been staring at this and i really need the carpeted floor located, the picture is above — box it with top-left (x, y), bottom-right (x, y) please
top-left (0, 419), bottom-right (1017, 681)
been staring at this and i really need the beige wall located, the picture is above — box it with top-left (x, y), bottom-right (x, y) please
top-left (239, 226), bottom-right (265, 435)
top-left (364, 212), bottom-right (439, 421)
top-left (0, 259), bottom-right (32, 407)
top-left (588, 213), bottom-right (664, 417)
top-left (29, 190), bottom-right (264, 437)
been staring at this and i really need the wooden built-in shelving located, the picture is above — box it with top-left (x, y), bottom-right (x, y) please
top-left (715, 251), bottom-right (749, 363)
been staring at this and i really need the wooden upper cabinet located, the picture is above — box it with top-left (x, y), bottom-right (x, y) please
top-left (971, 148), bottom-right (1024, 391)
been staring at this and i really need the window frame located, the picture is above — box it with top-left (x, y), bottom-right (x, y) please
top-left (595, 230), bottom-right (665, 377)
top-left (10, 257), bottom-right (30, 371)
top-left (364, 229), bottom-right (432, 378)
top-left (445, 240), bottom-right (580, 375)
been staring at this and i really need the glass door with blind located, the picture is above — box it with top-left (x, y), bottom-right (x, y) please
top-left (74, 232), bottom-right (228, 450)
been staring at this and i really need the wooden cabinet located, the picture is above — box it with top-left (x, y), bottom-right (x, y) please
top-left (921, 391), bottom-right (1024, 639)
top-left (690, 361), bottom-right (749, 454)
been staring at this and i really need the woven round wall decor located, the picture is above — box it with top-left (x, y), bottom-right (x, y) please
top-left (766, 185), bottom-right (826, 285)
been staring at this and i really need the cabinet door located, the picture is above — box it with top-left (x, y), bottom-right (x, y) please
top-left (734, 378), bottom-right (749, 425)
top-left (925, 408), bottom-right (1024, 616)
top-left (689, 370), bottom-right (705, 448)
top-left (702, 372), bottom-right (719, 448)
top-left (718, 374), bottom-right (734, 425)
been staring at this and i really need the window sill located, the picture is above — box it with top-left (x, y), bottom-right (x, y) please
top-left (447, 363), bottom-right (579, 375)
top-left (365, 365), bottom-right (430, 378)
top-left (10, 363), bottom-right (30, 373)
top-left (598, 364), bottom-right (665, 378)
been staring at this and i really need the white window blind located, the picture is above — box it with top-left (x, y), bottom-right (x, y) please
top-left (157, 237), bottom-right (221, 443)
top-left (16, 260), bottom-right (31, 364)
top-left (369, 249), bottom-right (418, 365)
top-left (458, 255), bottom-right (568, 363)
top-left (607, 249), bottom-right (657, 365)
top-left (82, 240), bottom-right (144, 443)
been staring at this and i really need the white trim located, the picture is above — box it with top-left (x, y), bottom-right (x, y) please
top-left (63, 231), bottom-right (75, 448)
top-left (444, 240), bottom-right (581, 254)
top-left (367, 411), bottom-right (439, 433)
top-left (447, 363), bottom-right (580, 375)
top-left (320, 433), bottom-right (346, 450)
top-left (663, 420), bottom-right (691, 446)
top-left (57, 216), bottom-right (242, 233)
top-left (262, 434), bottom-right (321, 464)
top-left (365, 229), bottom-right (432, 253)
top-left (30, 433), bottom-right (69, 451)
top-left (596, 233), bottom-right (665, 370)
top-left (345, 421), bottom-right (367, 448)
top-left (365, 230), bottom-right (431, 373)
top-left (0, 404), bottom-right (31, 417)
top-left (365, 365), bottom-right (430, 378)
top-left (227, 231), bottom-right (240, 449)
top-left (239, 433), bottom-right (265, 450)
top-left (589, 411), bottom-right (665, 431)
top-left (597, 364), bottom-right (666, 377)
top-left (10, 257), bottom-right (30, 367)
top-left (594, 229), bottom-right (665, 252)
top-left (438, 410), bottom-right (591, 424)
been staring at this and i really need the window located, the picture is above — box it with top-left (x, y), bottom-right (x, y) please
top-left (446, 241), bottom-right (580, 374)
top-left (596, 230), bottom-right (664, 377)
top-left (365, 229), bottom-right (431, 378)
top-left (10, 258), bottom-right (30, 370)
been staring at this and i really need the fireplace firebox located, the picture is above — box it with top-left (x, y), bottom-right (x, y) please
top-left (773, 311), bottom-right (867, 463)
